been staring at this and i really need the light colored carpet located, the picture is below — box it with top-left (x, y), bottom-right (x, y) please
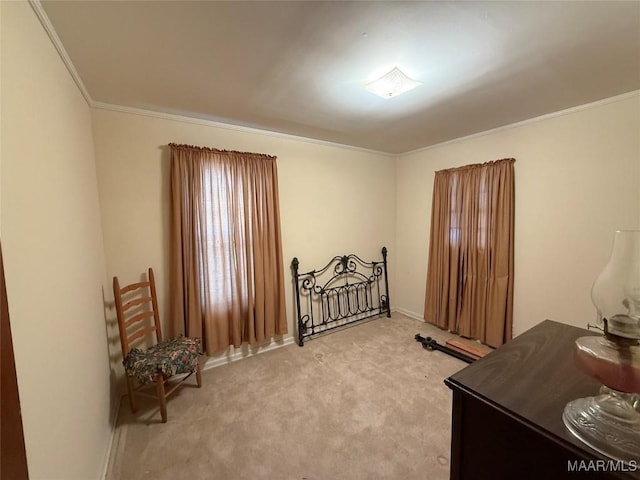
top-left (107, 313), bottom-right (465, 480)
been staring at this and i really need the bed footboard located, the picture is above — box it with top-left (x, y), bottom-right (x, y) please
top-left (291, 247), bottom-right (390, 346)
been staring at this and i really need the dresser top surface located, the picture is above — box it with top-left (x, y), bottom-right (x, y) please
top-left (446, 320), bottom-right (633, 460)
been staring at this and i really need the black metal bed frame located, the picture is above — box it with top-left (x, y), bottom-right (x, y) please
top-left (291, 247), bottom-right (390, 346)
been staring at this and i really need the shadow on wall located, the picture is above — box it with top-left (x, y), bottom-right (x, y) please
top-left (101, 285), bottom-right (125, 427)
top-left (159, 145), bottom-right (173, 338)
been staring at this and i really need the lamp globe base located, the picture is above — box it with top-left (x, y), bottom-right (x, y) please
top-left (562, 386), bottom-right (640, 464)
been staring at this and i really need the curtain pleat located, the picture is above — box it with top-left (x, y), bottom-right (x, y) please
top-left (424, 158), bottom-right (514, 347)
top-left (169, 144), bottom-right (287, 354)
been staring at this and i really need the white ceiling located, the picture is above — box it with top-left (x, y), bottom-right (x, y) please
top-left (40, 1), bottom-right (640, 154)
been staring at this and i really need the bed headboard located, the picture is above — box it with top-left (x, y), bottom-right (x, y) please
top-left (291, 247), bottom-right (390, 346)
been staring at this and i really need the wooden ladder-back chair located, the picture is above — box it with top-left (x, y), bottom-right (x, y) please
top-left (113, 268), bottom-right (202, 422)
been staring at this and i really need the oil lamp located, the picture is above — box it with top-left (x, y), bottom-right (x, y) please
top-left (562, 230), bottom-right (640, 463)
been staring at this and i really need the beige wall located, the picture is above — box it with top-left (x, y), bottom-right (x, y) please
top-left (1, 3), bottom-right (112, 479)
top-left (3, 2), bottom-right (638, 475)
top-left (395, 94), bottom-right (640, 336)
top-left (91, 108), bottom-right (396, 365)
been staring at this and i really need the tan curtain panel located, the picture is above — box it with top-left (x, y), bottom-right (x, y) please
top-left (169, 143), bottom-right (287, 354)
top-left (423, 158), bottom-right (515, 348)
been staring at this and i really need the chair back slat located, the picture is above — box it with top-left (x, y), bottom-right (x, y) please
top-left (120, 281), bottom-right (149, 295)
top-left (113, 268), bottom-right (163, 357)
top-left (126, 325), bottom-right (157, 345)
top-left (124, 310), bottom-right (154, 328)
top-left (122, 296), bottom-right (153, 311)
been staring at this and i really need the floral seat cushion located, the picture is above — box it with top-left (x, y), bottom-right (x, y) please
top-left (123, 336), bottom-right (200, 384)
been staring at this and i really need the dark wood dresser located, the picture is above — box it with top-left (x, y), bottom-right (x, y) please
top-left (445, 320), bottom-right (640, 480)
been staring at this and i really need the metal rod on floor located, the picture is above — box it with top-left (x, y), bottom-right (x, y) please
top-left (414, 334), bottom-right (475, 364)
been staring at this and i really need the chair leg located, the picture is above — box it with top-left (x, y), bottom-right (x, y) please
top-left (196, 362), bottom-right (202, 388)
top-left (125, 375), bottom-right (137, 413)
top-left (156, 374), bottom-right (167, 423)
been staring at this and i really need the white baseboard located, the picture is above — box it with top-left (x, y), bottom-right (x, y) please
top-left (202, 336), bottom-right (297, 371)
top-left (101, 393), bottom-right (122, 480)
top-left (392, 306), bottom-right (424, 322)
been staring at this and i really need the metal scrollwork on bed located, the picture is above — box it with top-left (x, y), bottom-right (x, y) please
top-left (291, 247), bottom-right (390, 346)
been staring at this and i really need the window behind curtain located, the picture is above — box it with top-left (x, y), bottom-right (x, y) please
top-left (424, 158), bottom-right (515, 348)
top-left (169, 143), bottom-right (288, 354)
top-left (200, 164), bottom-right (247, 310)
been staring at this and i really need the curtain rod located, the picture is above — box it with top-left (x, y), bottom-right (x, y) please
top-left (168, 143), bottom-right (277, 160)
top-left (437, 157), bottom-right (515, 174)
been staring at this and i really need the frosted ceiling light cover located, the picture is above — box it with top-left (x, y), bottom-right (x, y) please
top-left (365, 67), bottom-right (422, 98)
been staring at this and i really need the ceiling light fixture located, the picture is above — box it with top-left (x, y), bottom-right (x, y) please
top-left (365, 67), bottom-right (422, 99)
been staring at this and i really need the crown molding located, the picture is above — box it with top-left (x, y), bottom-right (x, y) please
top-left (29, 0), bottom-right (93, 106)
top-left (28, 0), bottom-right (639, 158)
top-left (402, 89), bottom-right (640, 156)
top-left (90, 102), bottom-right (396, 157)
top-left (81, 91), bottom-right (640, 158)
top-left (29, 0), bottom-right (391, 157)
